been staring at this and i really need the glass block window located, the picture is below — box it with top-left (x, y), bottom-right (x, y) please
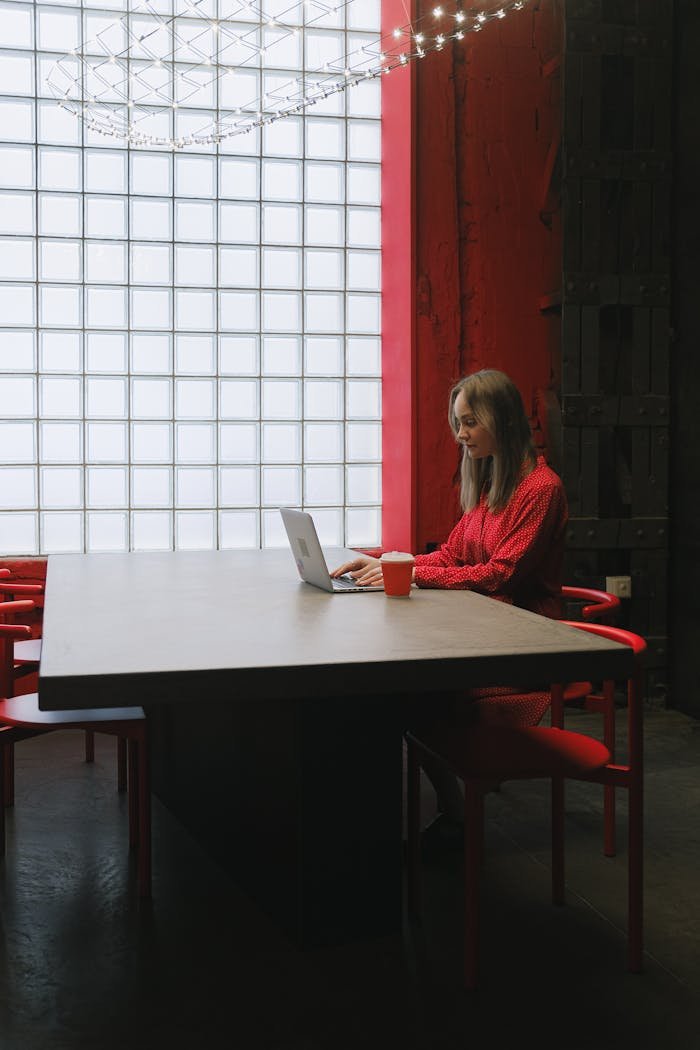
top-left (0, 0), bottom-right (381, 555)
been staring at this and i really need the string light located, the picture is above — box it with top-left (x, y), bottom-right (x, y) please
top-left (46, 0), bottom-right (530, 148)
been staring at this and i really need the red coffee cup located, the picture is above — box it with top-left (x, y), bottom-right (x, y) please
top-left (380, 551), bottom-right (415, 597)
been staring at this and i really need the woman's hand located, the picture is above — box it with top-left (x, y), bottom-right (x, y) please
top-left (330, 554), bottom-right (383, 587)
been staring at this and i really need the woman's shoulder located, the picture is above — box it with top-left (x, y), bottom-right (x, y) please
top-left (520, 456), bottom-right (565, 496)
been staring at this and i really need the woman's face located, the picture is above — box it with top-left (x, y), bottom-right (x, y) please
top-left (453, 390), bottom-right (497, 460)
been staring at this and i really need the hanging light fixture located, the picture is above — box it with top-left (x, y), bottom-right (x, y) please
top-left (46, 0), bottom-right (529, 150)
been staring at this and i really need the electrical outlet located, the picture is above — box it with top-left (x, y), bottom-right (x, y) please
top-left (605, 575), bottom-right (632, 599)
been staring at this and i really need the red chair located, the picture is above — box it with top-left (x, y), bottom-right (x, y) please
top-left (0, 614), bottom-right (151, 898)
top-left (561, 586), bottom-right (621, 705)
top-left (405, 621), bottom-right (645, 989)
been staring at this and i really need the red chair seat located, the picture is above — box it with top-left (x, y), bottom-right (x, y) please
top-left (563, 680), bottom-right (594, 702)
top-left (0, 694), bottom-right (144, 729)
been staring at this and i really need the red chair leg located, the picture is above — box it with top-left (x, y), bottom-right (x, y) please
top-left (406, 738), bottom-right (422, 918)
top-left (128, 739), bottom-right (139, 850)
top-left (551, 776), bottom-right (565, 905)
top-left (117, 737), bottom-right (127, 793)
top-left (464, 782), bottom-right (483, 991)
top-left (137, 729), bottom-right (151, 899)
top-left (628, 674), bottom-right (644, 972)
top-left (603, 679), bottom-right (616, 857)
top-left (3, 742), bottom-right (14, 807)
top-left (84, 730), bottom-right (95, 763)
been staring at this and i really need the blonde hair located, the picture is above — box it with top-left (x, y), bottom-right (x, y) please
top-left (448, 369), bottom-right (537, 513)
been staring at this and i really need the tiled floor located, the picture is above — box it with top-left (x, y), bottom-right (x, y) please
top-left (1, 706), bottom-right (699, 1050)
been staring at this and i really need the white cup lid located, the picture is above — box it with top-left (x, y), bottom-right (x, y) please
top-left (380, 550), bottom-right (414, 562)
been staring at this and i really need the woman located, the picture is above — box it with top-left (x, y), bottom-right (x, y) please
top-left (331, 369), bottom-right (569, 842)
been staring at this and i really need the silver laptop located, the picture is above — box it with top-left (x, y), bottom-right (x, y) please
top-left (280, 509), bottom-right (383, 593)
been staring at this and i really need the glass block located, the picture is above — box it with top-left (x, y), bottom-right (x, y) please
top-left (219, 201), bottom-right (259, 244)
top-left (175, 289), bottom-right (216, 332)
top-left (220, 378), bottom-right (258, 420)
top-left (0, 145), bottom-right (34, 188)
top-left (176, 511), bottom-right (215, 551)
top-left (131, 377), bottom-right (171, 419)
top-left (0, 329), bottom-right (34, 372)
top-left (219, 246), bottom-right (258, 288)
top-left (39, 240), bottom-right (81, 282)
top-left (85, 241), bottom-right (127, 283)
top-left (130, 153), bottom-right (172, 196)
top-left (347, 0), bottom-right (380, 31)
top-left (305, 205), bottom-right (342, 246)
top-left (346, 421), bottom-right (381, 461)
top-left (175, 200), bottom-right (216, 242)
top-left (37, 100), bottom-right (79, 147)
top-left (86, 286), bottom-right (127, 329)
top-left (219, 126), bottom-right (260, 158)
top-left (39, 148), bottom-right (81, 192)
top-left (305, 292), bottom-right (343, 333)
top-left (0, 512), bottom-right (36, 555)
top-left (175, 155), bottom-right (215, 197)
top-left (347, 293), bottom-right (380, 334)
top-left (175, 378), bottom-right (215, 419)
top-left (305, 249), bottom-right (343, 289)
top-left (220, 509), bottom-right (258, 549)
top-left (219, 335), bottom-right (258, 376)
top-left (131, 288), bottom-right (171, 330)
top-left (347, 81), bottom-right (380, 120)
top-left (304, 379), bottom-right (342, 419)
top-left (0, 99), bottom-right (33, 143)
top-left (309, 507), bottom-right (343, 546)
top-left (218, 66), bottom-right (259, 111)
top-left (262, 247), bottom-right (300, 288)
top-left (262, 291), bottom-right (301, 332)
top-left (176, 334), bottom-right (215, 375)
top-left (262, 378), bottom-right (300, 419)
top-left (347, 378), bottom-right (380, 418)
top-left (86, 466), bottom-right (127, 508)
top-left (175, 422), bottom-right (215, 463)
top-left (132, 422), bottom-right (172, 463)
top-left (38, 7), bottom-right (79, 50)
top-left (346, 463), bottom-right (381, 504)
top-left (305, 162), bottom-right (343, 204)
top-left (39, 194), bottom-right (81, 237)
top-left (86, 376), bottom-right (127, 418)
top-left (305, 29), bottom-right (344, 69)
top-left (87, 511), bottom-right (128, 552)
top-left (306, 119), bottom-right (344, 161)
top-left (86, 422), bottom-right (127, 463)
top-left (85, 196), bottom-right (127, 239)
top-left (346, 506), bottom-right (380, 548)
top-left (348, 207), bottom-right (380, 248)
top-left (39, 285), bottom-right (80, 328)
top-left (130, 199), bottom-right (172, 241)
top-left (305, 464), bottom-right (343, 505)
top-left (41, 512), bottom-right (82, 555)
top-left (0, 285), bottom-right (34, 326)
top-left (348, 338), bottom-right (379, 375)
top-left (261, 507), bottom-right (288, 548)
top-left (348, 120), bottom-right (381, 162)
top-left (220, 422), bottom-right (258, 463)
top-left (41, 421), bottom-right (81, 463)
top-left (220, 290), bottom-right (258, 332)
top-left (132, 511), bottom-right (172, 551)
top-left (176, 466), bottom-right (215, 507)
top-left (39, 330), bottom-right (81, 372)
top-left (0, 466), bottom-right (35, 508)
top-left (262, 24), bottom-right (301, 66)
top-left (0, 237), bottom-right (34, 280)
top-left (40, 466), bottom-right (81, 508)
top-left (347, 164), bottom-right (380, 206)
top-left (132, 243), bottom-right (171, 285)
top-left (262, 159), bottom-right (302, 201)
top-left (262, 203), bottom-right (301, 244)
top-left (347, 250), bottom-right (380, 291)
top-left (261, 465), bottom-right (300, 506)
top-left (262, 336), bottom-right (301, 376)
top-left (131, 334), bottom-right (171, 375)
top-left (86, 332), bottom-right (127, 373)
top-left (85, 150), bottom-right (127, 193)
top-left (304, 337), bottom-right (343, 376)
top-left (132, 467), bottom-right (172, 508)
top-left (262, 116), bottom-right (302, 158)
top-left (0, 191), bottom-right (34, 234)
top-left (219, 157), bottom-right (258, 200)
top-left (0, 51), bottom-right (33, 95)
top-left (0, 421), bottom-right (35, 462)
top-left (261, 422), bottom-right (301, 462)
top-left (175, 245), bottom-right (215, 287)
top-left (303, 422), bottom-right (343, 462)
top-left (0, 4), bottom-right (33, 47)
top-left (219, 465), bottom-right (258, 506)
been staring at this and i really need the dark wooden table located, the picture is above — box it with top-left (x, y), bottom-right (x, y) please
top-left (39, 549), bottom-right (633, 946)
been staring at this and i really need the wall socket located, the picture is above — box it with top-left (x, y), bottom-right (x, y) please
top-left (605, 575), bottom-right (632, 599)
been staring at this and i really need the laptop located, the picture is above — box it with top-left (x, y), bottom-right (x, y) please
top-left (280, 508), bottom-right (384, 593)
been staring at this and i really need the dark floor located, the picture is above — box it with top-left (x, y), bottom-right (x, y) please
top-left (1, 705), bottom-right (699, 1050)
